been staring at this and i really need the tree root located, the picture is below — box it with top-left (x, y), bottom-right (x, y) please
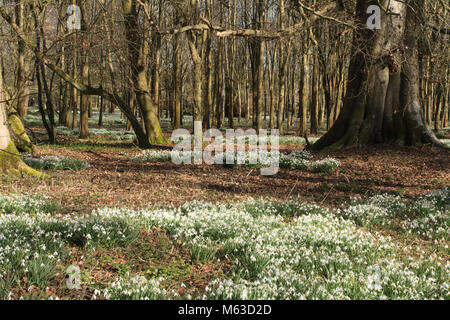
top-left (0, 141), bottom-right (46, 177)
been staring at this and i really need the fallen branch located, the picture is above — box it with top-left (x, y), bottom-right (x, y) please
top-left (144, 2), bottom-right (341, 40)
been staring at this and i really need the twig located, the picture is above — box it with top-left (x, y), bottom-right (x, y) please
top-left (295, 1), bottom-right (357, 29)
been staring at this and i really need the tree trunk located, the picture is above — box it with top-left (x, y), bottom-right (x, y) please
top-left (310, 46), bottom-right (319, 134)
top-left (123, 0), bottom-right (167, 145)
top-left (268, 46), bottom-right (276, 129)
top-left (312, 0), bottom-right (446, 151)
top-left (276, 0), bottom-right (289, 135)
top-left (172, 31), bottom-right (182, 129)
top-left (187, 31), bottom-right (203, 124)
top-left (299, 38), bottom-right (310, 136)
top-left (14, 1), bottom-right (31, 120)
top-left (78, 0), bottom-right (90, 139)
top-left (249, 1), bottom-right (265, 132)
top-left (203, 34), bottom-right (213, 129)
top-left (71, 32), bottom-right (78, 130)
top-left (0, 58), bottom-right (41, 176)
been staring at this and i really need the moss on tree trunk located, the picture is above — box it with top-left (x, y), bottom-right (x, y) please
top-left (0, 141), bottom-right (44, 177)
top-left (0, 47), bottom-right (42, 176)
top-left (8, 113), bottom-right (36, 154)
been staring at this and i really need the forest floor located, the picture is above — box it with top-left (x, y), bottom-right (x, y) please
top-left (0, 137), bottom-right (448, 213)
top-left (0, 111), bottom-right (449, 300)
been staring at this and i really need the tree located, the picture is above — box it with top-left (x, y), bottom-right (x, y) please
top-left (184, 0), bottom-right (204, 127)
top-left (0, 1), bottom-right (164, 148)
top-left (0, 59), bottom-right (41, 176)
top-left (13, 0), bottom-right (32, 120)
top-left (276, 0), bottom-right (291, 135)
top-left (248, 0), bottom-right (265, 132)
top-left (312, 0), bottom-right (447, 151)
top-left (78, 0), bottom-right (90, 139)
top-left (122, 0), bottom-right (168, 145)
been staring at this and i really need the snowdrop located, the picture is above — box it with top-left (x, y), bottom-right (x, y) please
top-left (1, 192), bottom-right (448, 300)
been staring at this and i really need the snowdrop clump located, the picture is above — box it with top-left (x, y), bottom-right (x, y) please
top-left (130, 147), bottom-right (339, 174)
top-left (1, 192), bottom-right (448, 300)
top-left (35, 127), bottom-right (77, 137)
top-left (132, 148), bottom-right (281, 168)
top-left (214, 134), bottom-right (276, 146)
top-left (340, 204), bottom-right (392, 227)
top-left (402, 189), bottom-right (449, 240)
top-left (24, 114), bottom-right (45, 127)
top-left (440, 139), bottom-right (450, 147)
top-left (221, 150), bottom-right (280, 168)
top-left (279, 151), bottom-right (340, 173)
top-left (23, 155), bottom-right (89, 171)
top-left (279, 136), bottom-right (307, 145)
top-left (0, 213), bottom-right (67, 297)
top-left (55, 126), bottom-right (78, 136)
top-left (310, 157), bottom-right (341, 173)
top-left (88, 128), bottom-right (136, 141)
top-left (0, 207), bottom-right (139, 299)
top-left (100, 276), bottom-right (178, 300)
top-left (88, 111), bottom-right (127, 126)
top-left (99, 276), bottom-right (179, 300)
top-left (95, 198), bottom-right (448, 300)
top-left (362, 194), bottom-right (408, 213)
top-left (279, 150), bottom-right (311, 170)
top-left (36, 127), bottom-right (135, 141)
top-left (341, 191), bottom-right (449, 240)
top-left (131, 150), bottom-right (173, 163)
top-left (0, 194), bottom-right (56, 215)
top-left (205, 134), bottom-right (315, 147)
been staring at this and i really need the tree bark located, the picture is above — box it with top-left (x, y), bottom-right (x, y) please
top-left (299, 37), bottom-right (310, 136)
top-left (14, 0), bottom-right (31, 120)
top-left (312, 0), bottom-right (447, 151)
top-left (123, 0), bottom-right (167, 145)
top-left (276, 0), bottom-right (290, 135)
top-left (0, 56), bottom-right (41, 176)
top-left (78, 0), bottom-right (90, 139)
top-left (172, 31), bottom-right (182, 129)
top-left (310, 45), bottom-right (319, 134)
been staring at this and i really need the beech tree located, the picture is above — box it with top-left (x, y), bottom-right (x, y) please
top-left (0, 59), bottom-right (41, 176)
top-left (122, 0), bottom-right (167, 144)
top-left (312, 0), bottom-right (448, 150)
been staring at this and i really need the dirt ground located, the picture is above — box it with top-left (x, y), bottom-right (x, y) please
top-left (1, 139), bottom-right (448, 213)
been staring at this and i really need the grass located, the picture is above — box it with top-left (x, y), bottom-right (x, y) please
top-left (130, 149), bottom-right (341, 174)
top-left (23, 155), bottom-right (89, 171)
top-left (340, 189), bottom-right (450, 240)
top-left (0, 191), bottom-right (447, 300)
top-left (131, 150), bottom-right (172, 163)
top-left (310, 157), bottom-right (341, 173)
top-left (279, 151), bottom-right (340, 173)
top-left (0, 194), bottom-right (58, 215)
top-left (44, 141), bottom-right (139, 152)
